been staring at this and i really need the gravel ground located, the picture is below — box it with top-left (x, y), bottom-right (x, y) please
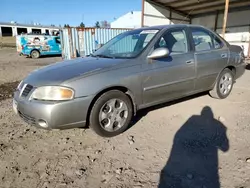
top-left (0, 48), bottom-right (250, 188)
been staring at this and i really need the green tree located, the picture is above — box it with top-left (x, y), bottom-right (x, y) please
top-left (80, 22), bottom-right (85, 28)
top-left (64, 24), bottom-right (70, 28)
top-left (95, 21), bottom-right (100, 28)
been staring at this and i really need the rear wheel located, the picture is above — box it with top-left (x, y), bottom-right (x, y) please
top-left (30, 50), bottom-right (40, 59)
top-left (209, 68), bottom-right (234, 99)
top-left (89, 90), bottom-right (133, 137)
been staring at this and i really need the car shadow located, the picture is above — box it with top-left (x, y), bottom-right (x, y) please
top-left (129, 92), bottom-right (208, 129)
top-left (26, 54), bottom-right (62, 59)
top-left (158, 106), bottom-right (229, 188)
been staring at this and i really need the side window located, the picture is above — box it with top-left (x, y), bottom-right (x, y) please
top-left (212, 35), bottom-right (224, 49)
top-left (155, 29), bottom-right (188, 54)
top-left (191, 28), bottom-right (213, 52)
top-left (55, 37), bottom-right (61, 44)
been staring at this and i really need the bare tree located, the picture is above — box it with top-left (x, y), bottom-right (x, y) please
top-left (100, 20), bottom-right (110, 28)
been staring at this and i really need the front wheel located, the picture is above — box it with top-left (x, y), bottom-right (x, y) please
top-left (209, 68), bottom-right (234, 99)
top-left (89, 90), bottom-right (133, 137)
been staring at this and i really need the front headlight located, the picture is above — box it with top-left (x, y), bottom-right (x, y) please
top-left (30, 86), bottom-right (74, 101)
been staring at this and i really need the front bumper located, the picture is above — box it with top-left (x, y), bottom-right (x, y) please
top-left (13, 91), bottom-right (93, 130)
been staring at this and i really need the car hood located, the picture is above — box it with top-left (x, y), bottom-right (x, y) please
top-left (24, 57), bottom-right (127, 86)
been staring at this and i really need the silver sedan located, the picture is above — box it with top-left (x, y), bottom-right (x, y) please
top-left (13, 24), bottom-right (246, 137)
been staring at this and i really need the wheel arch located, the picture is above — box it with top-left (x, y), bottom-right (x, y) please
top-left (226, 65), bottom-right (236, 76)
top-left (86, 86), bottom-right (137, 127)
top-left (212, 65), bottom-right (236, 88)
top-left (209, 66), bottom-right (235, 99)
top-left (30, 48), bottom-right (40, 55)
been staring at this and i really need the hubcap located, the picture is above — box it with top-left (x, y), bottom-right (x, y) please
top-left (219, 73), bottom-right (233, 95)
top-left (99, 99), bottom-right (128, 132)
top-left (33, 52), bottom-right (39, 58)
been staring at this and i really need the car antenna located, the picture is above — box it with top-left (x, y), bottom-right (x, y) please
top-left (179, 0), bottom-right (200, 24)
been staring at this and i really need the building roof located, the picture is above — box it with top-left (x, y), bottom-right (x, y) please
top-left (111, 11), bottom-right (142, 29)
top-left (146, 0), bottom-right (250, 16)
top-left (0, 22), bottom-right (60, 29)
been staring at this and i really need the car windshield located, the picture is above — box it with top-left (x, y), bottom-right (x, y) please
top-left (91, 29), bottom-right (159, 59)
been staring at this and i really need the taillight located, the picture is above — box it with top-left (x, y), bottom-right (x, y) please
top-left (239, 51), bottom-right (245, 64)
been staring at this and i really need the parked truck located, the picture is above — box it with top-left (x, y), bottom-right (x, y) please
top-left (16, 34), bottom-right (61, 58)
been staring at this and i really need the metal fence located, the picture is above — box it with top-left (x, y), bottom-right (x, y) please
top-left (60, 28), bottom-right (131, 60)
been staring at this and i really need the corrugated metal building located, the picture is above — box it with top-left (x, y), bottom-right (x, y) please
top-left (142, 0), bottom-right (250, 58)
top-left (60, 28), bottom-right (130, 60)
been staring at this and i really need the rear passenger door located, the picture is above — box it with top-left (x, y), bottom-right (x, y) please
top-left (190, 27), bottom-right (229, 91)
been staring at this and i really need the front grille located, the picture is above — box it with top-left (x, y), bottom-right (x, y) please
top-left (18, 110), bottom-right (36, 125)
top-left (21, 84), bottom-right (33, 97)
top-left (18, 81), bottom-right (24, 91)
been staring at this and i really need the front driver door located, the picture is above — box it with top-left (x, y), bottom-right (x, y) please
top-left (142, 27), bottom-right (196, 106)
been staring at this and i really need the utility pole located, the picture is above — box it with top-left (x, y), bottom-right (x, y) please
top-left (141, 0), bottom-right (145, 27)
top-left (222, 0), bottom-right (229, 38)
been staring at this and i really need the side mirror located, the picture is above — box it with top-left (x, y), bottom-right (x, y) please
top-left (147, 48), bottom-right (169, 59)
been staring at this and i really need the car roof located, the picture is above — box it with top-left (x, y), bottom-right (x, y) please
top-left (138, 24), bottom-right (207, 31)
top-left (136, 24), bottom-right (229, 47)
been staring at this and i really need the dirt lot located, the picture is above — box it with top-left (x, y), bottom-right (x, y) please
top-left (0, 48), bottom-right (250, 188)
top-left (0, 37), bottom-right (16, 48)
top-left (0, 48), bottom-right (61, 85)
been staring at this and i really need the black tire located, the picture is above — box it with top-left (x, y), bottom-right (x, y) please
top-left (209, 68), bottom-right (234, 99)
top-left (89, 90), bottom-right (133, 137)
top-left (30, 50), bottom-right (40, 59)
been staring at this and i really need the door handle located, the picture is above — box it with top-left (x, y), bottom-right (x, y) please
top-left (186, 60), bottom-right (194, 64)
top-left (221, 53), bottom-right (227, 58)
